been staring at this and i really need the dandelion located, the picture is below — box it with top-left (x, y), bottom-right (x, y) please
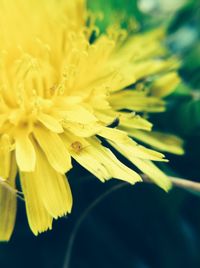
top-left (0, 0), bottom-right (183, 241)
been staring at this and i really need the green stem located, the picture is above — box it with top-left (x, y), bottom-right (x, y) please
top-left (170, 176), bottom-right (200, 192)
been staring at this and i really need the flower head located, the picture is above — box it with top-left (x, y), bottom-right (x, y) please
top-left (0, 0), bottom-right (182, 240)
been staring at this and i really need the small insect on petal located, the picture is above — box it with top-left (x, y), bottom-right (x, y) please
top-left (70, 141), bottom-right (83, 154)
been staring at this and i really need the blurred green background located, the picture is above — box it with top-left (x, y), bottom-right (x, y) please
top-left (0, 0), bottom-right (200, 267)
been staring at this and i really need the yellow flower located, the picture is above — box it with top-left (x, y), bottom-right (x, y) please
top-left (0, 0), bottom-right (183, 240)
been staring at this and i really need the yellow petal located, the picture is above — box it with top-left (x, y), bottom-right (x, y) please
top-left (127, 129), bottom-right (184, 155)
top-left (38, 113), bottom-right (64, 133)
top-left (119, 112), bottom-right (152, 131)
top-left (62, 133), bottom-right (141, 184)
top-left (94, 109), bottom-right (117, 126)
top-left (0, 135), bottom-right (11, 179)
top-left (104, 134), bottom-right (171, 191)
top-left (0, 153), bottom-right (17, 241)
top-left (20, 171), bottom-right (53, 236)
top-left (88, 137), bottom-right (142, 184)
top-left (63, 135), bottom-right (109, 181)
top-left (63, 121), bottom-right (102, 137)
top-left (15, 130), bottom-right (36, 172)
top-left (34, 126), bottom-right (72, 173)
top-left (132, 158), bottom-right (172, 191)
top-left (109, 90), bottom-right (165, 112)
top-left (33, 145), bottom-right (72, 218)
top-left (98, 127), bottom-right (130, 144)
top-left (113, 29), bottom-right (165, 64)
top-left (151, 72), bottom-right (180, 97)
top-left (109, 136), bottom-right (167, 162)
top-left (64, 106), bottom-right (97, 124)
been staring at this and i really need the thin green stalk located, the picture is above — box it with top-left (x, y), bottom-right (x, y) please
top-left (62, 182), bottom-right (128, 268)
top-left (62, 175), bottom-right (200, 268)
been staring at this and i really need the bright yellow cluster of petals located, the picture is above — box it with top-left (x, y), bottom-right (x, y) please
top-left (0, 0), bottom-right (183, 240)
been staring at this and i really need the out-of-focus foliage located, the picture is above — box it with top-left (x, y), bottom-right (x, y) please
top-left (165, 0), bottom-right (200, 138)
top-left (87, 0), bottom-right (144, 32)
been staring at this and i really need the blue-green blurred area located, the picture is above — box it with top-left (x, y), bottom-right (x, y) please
top-left (1, 0), bottom-right (200, 267)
